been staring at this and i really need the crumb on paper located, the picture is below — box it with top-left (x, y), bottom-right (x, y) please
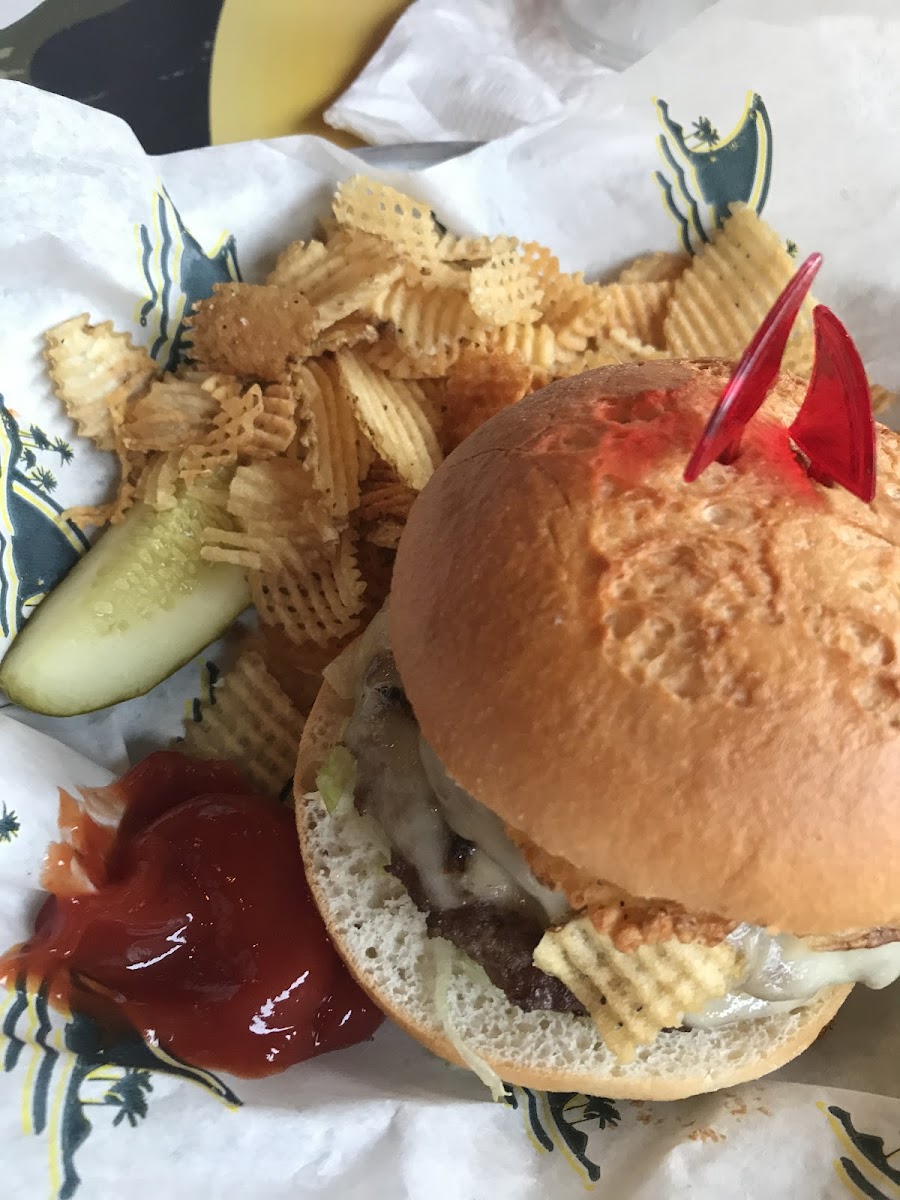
top-left (689, 1127), bottom-right (727, 1144)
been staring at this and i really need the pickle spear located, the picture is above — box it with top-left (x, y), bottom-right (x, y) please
top-left (0, 482), bottom-right (250, 716)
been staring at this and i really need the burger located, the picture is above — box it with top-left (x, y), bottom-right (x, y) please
top-left (294, 358), bottom-right (900, 1101)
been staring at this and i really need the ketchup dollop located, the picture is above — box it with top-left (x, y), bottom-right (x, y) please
top-left (0, 752), bottom-right (383, 1077)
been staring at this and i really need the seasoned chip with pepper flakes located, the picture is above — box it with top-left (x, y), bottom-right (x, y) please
top-left (44, 315), bottom-right (158, 450)
top-left (180, 648), bottom-right (305, 795)
top-left (664, 205), bottom-right (815, 363)
top-left (275, 230), bottom-right (403, 332)
top-left (187, 283), bottom-right (315, 380)
top-left (534, 918), bottom-right (743, 1063)
top-left (293, 358), bottom-right (360, 519)
top-left (336, 350), bottom-right (442, 490)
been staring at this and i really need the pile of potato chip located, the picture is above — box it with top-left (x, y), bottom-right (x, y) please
top-left (39, 176), bottom-right (894, 791)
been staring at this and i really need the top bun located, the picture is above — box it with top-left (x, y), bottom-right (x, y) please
top-left (390, 360), bottom-right (900, 936)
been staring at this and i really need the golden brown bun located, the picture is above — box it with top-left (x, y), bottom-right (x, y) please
top-left (295, 681), bottom-right (852, 1100)
top-left (390, 360), bottom-right (900, 936)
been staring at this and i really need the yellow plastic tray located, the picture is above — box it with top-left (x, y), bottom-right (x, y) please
top-left (210, 0), bottom-right (410, 147)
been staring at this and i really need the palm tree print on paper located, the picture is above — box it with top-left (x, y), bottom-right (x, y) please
top-left (688, 116), bottom-right (721, 148)
top-left (0, 402), bottom-right (87, 639)
top-left (507, 1087), bottom-right (620, 1184)
top-left (100, 1069), bottom-right (153, 1128)
top-left (653, 90), bottom-right (773, 253)
top-left (0, 801), bottom-right (20, 843)
top-left (1, 977), bottom-right (240, 1200)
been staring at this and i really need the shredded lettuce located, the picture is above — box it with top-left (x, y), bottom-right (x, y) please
top-left (315, 745), bottom-right (357, 816)
top-left (431, 939), bottom-right (508, 1102)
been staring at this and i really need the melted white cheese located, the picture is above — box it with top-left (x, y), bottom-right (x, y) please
top-left (685, 924), bottom-right (900, 1029)
top-left (419, 737), bottom-right (571, 925)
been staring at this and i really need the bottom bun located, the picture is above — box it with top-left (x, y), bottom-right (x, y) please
top-left (295, 682), bottom-right (852, 1101)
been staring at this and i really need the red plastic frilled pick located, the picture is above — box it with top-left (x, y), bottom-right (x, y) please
top-left (683, 253), bottom-right (822, 480)
top-left (790, 306), bottom-right (876, 502)
top-left (683, 253), bottom-right (877, 503)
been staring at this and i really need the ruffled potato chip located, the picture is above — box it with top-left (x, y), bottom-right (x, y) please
top-left (664, 205), bottom-right (814, 361)
top-left (540, 273), bottom-right (605, 355)
top-left (534, 918), bottom-right (743, 1064)
top-left (123, 373), bottom-right (224, 451)
top-left (179, 648), bottom-right (304, 796)
top-left (336, 350), bottom-right (442, 490)
top-left (362, 334), bottom-right (463, 379)
top-left (311, 314), bottom-right (379, 355)
top-left (616, 250), bottom-right (690, 284)
top-left (64, 449), bottom-right (147, 530)
top-left (487, 322), bottom-right (557, 370)
top-left (402, 258), bottom-right (472, 292)
top-left (469, 250), bottom-right (543, 327)
top-left (266, 239), bottom-right (329, 289)
top-left (367, 280), bottom-right (489, 356)
top-left (293, 358), bottom-right (360, 519)
top-left (435, 232), bottom-right (519, 262)
top-left (600, 281), bottom-right (674, 348)
top-left (250, 530), bottom-right (364, 649)
top-left (253, 383), bottom-right (298, 458)
top-left (333, 175), bottom-right (440, 264)
top-left (226, 459), bottom-right (334, 543)
top-left (44, 315), bottom-right (158, 451)
top-left (280, 230), bottom-right (403, 332)
top-left (442, 346), bottom-right (532, 452)
top-left (135, 451), bottom-right (180, 511)
top-left (357, 476), bottom-right (418, 522)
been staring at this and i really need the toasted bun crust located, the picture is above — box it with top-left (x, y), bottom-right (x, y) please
top-left (295, 682), bottom-right (851, 1100)
top-left (390, 361), bottom-right (900, 935)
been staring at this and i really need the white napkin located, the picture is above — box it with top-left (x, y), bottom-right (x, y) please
top-left (325, 0), bottom-right (615, 144)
